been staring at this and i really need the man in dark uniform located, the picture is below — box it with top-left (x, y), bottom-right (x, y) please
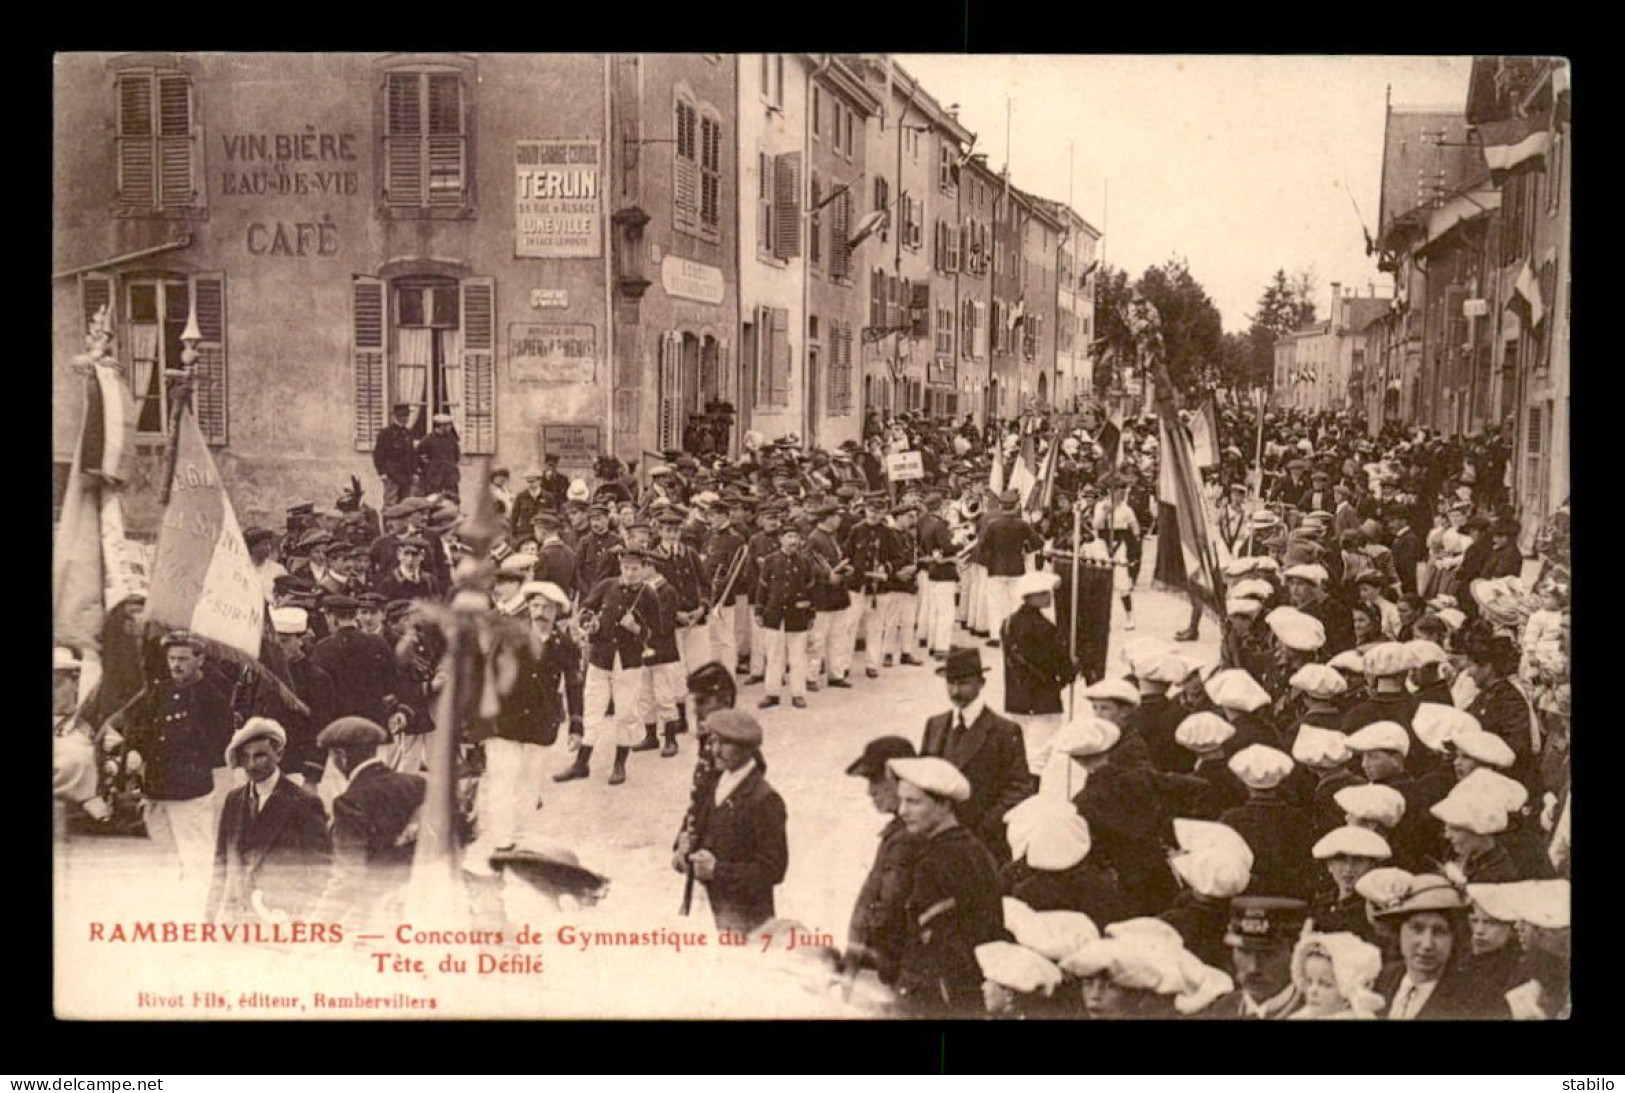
top-left (1131, 654), bottom-right (1197, 773)
top-left (206, 718), bottom-right (331, 925)
top-left (530, 512), bottom-right (579, 597)
top-left (755, 523), bottom-right (816, 711)
top-left (916, 491), bottom-right (960, 660)
top-left (575, 502), bottom-right (624, 594)
top-left (106, 631), bottom-right (239, 909)
top-left (310, 595), bottom-right (402, 729)
top-left (704, 498), bottom-right (754, 679)
top-left (1465, 633), bottom-right (1544, 795)
top-left (742, 504), bottom-right (785, 685)
top-left (373, 535), bottom-right (444, 603)
top-left (889, 756), bottom-right (1005, 1016)
top-left (1218, 746), bottom-right (1318, 899)
top-left (653, 508), bottom-right (708, 687)
top-left (310, 717), bottom-right (427, 923)
top-left (804, 502), bottom-right (854, 691)
top-left (1000, 570), bottom-right (1073, 775)
top-left (510, 471), bottom-right (549, 542)
top-left (264, 606), bottom-right (336, 785)
top-left (417, 413), bottom-right (462, 499)
top-left (841, 736), bottom-right (921, 988)
top-left (675, 710), bottom-right (788, 935)
top-left (919, 647), bottom-right (1035, 860)
top-left (372, 403), bottom-right (420, 506)
top-left (635, 548), bottom-right (687, 756)
top-left (979, 490), bottom-right (1044, 648)
top-left (845, 497), bottom-right (903, 680)
top-left (1203, 897), bottom-right (1309, 1019)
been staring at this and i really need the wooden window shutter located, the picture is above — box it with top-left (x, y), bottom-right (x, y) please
top-left (870, 268), bottom-right (883, 328)
top-left (384, 73), bottom-right (425, 207)
top-left (426, 73), bottom-right (467, 207)
top-left (190, 273), bottom-right (228, 445)
top-left (773, 152), bottom-right (802, 259)
top-left (771, 307), bottom-right (791, 405)
top-left (116, 73), bottom-right (156, 209)
top-left (156, 74), bottom-right (195, 210)
top-left (460, 276), bottom-right (496, 454)
top-left (80, 272), bottom-right (115, 337)
top-left (700, 113), bottom-right (721, 228)
top-left (674, 99), bottom-right (699, 231)
top-left (808, 174), bottom-right (822, 267)
top-left (911, 281), bottom-right (930, 338)
top-left (831, 187), bottom-right (851, 280)
top-left (659, 332), bottom-right (682, 450)
top-left (352, 276), bottom-right (387, 451)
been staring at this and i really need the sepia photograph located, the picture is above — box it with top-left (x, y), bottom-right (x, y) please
top-left (50, 52), bottom-right (1571, 1021)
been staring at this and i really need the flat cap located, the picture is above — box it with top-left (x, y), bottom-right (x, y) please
top-left (1346, 720), bottom-right (1411, 757)
top-left (1335, 783), bottom-right (1407, 828)
top-left (317, 716), bottom-right (389, 749)
top-left (1452, 729), bottom-right (1517, 770)
top-left (160, 630), bottom-right (203, 650)
top-left (225, 717), bottom-right (286, 766)
top-left (845, 735), bottom-right (917, 779)
top-left (520, 581), bottom-right (570, 608)
top-left (974, 941), bottom-right (1064, 996)
top-left (1312, 825), bottom-right (1393, 861)
top-left (1430, 782), bottom-right (1510, 835)
top-left (1288, 663), bottom-right (1346, 699)
top-left (1283, 563), bottom-right (1330, 585)
top-left (1411, 703), bottom-right (1478, 754)
top-left (1174, 711), bottom-right (1236, 753)
top-left (888, 756), bottom-right (971, 802)
top-left (1082, 678), bottom-right (1140, 707)
top-left (270, 607), bottom-right (309, 635)
top-left (1290, 724), bottom-right (1351, 768)
top-left (1467, 880), bottom-right (1570, 930)
top-left (706, 709), bottom-right (764, 747)
top-left (1046, 716), bottom-right (1122, 759)
top-left (1228, 744), bottom-right (1295, 790)
top-left (1363, 642), bottom-right (1414, 677)
top-left (1204, 669), bottom-right (1272, 713)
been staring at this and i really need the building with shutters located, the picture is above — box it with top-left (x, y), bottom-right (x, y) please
top-left (1012, 188), bottom-right (1062, 413)
top-left (850, 58), bottom-right (973, 424)
top-left (607, 54), bottom-right (739, 468)
top-left (804, 58), bottom-right (879, 451)
top-left (54, 52), bottom-right (748, 536)
top-left (956, 155), bottom-right (1000, 423)
top-left (1047, 203), bottom-right (1101, 412)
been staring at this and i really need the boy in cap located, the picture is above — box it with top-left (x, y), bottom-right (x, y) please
top-left (310, 717), bottom-right (427, 923)
top-left (374, 534), bottom-right (444, 604)
top-left (674, 710), bottom-right (787, 935)
top-left (842, 736), bottom-right (922, 988)
top-left (207, 717), bottom-right (331, 925)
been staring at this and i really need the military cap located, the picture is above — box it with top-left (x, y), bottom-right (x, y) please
top-left (707, 709), bottom-right (764, 747)
top-left (317, 716), bottom-right (390, 750)
top-left (356, 592), bottom-right (387, 608)
top-left (385, 599), bottom-right (416, 623)
top-left (834, 485), bottom-right (860, 500)
top-left (396, 534), bottom-right (430, 552)
top-left (532, 511), bottom-right (563, 528)
top-left (322, 593), bottom-right (361, 614)
top-left (1224, 897), bottom-right (1310, 950)
top-left (297, 529), bottom-right (334, 551)
top-left (619, 545), bottom-right (654, 564)
top-left (655, 508), bottom-right (686, 526)
top-left (686, 661), bottom-right (738, 703)
top-left (274, 574), bottom-right (319, 596)
top-left (846, 735), bottom-right (918, 779)
top-left (325, 542), bottom-right (357, 560)
top-left (890, 502), bottom-right (917, 517)
top-left (243, 526), bottom-right (275, 545)
top-left (286, 502), bottom-right (316, 518)
top-left (160, 630), bottom-right (204, 650)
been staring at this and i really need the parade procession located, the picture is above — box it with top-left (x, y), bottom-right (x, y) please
top-left (51, 53), bottom-right (1571, 1021)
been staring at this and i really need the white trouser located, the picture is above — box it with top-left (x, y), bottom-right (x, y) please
top-left (709, 602), bottom-right (741, 675)
top-left (1012, 711), bottom-right (1069, 777)
top-left (1038, 751), bottom-right (1091, 803)
top-left (912, 571), bottom-right (931, 646)
top-left (582, 659), bottom-right (645, 748)
top-left (638, 661), bottom-right (684, 726)
top-left (764, 625), bottom-right (808, 699)
top-left (830, 598), bottom-right (864, 679)
top-left (146, 794), bottom-right (218, 913)
top-left (882, 591), bottom-right (917, 661)
top-left (750, 614), bottom-right (769, 676)
top-left (806, 610), bottom-right (836, 684)
top-left (389, 731), bottom-right (433, 774)
top-left (476, 738), bottom-right (549, 849)
top-left (921, 578), bottom-right (958, 653)
top-left (677, 623), bottom-right (712, 678)
top-left (964, 563), bottom-right (988, 630)
top-left (861, 594), bottom-right (888, 671)
top-left (985, 575), bottom-right (1020, 639)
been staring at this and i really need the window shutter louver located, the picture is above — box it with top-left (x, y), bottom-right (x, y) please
top-left (116, 73), bottom-right (156, 209)
top-left (771, 307), bottom-right (791, 406)
top-left (385, 73), bottom-right (425, 207)
top-left (460, 277), bottom-right (496, 454)
top-left (674, 100), bottom-right (699, 231)
top-left (191, 273), bottom-right (228, 445)
top-left (870, 268), bottom-right (883, 328)
top-left (773, 152), bottom-right (802, 259)
top-left (911, 282), bottom-right (930, 339)
top-left (809, 174), bottom-right (822, 267)
top-left (80, 273), bottom-right (114, 337)
top-left (831, 187), bottom-right (851, 280)
top-left (426, 74), bottom-right (466, 207)
top-left (659, 332), bottom-right (683, 451)
top-left (352, 276), bottom-right (387, 451)
top-left (156, 75), bottom-right (194, 209)
top-left (700, 113), bottom-right (721, 229)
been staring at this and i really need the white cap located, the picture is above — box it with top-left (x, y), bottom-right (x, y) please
top-left (1283, 563), bottom-right (1330, 585)
top-left (1169, 819), bottom-right (1254, 898)
top-left (888, 756), bottom-right (971, 802)
top-left (1412, 703), bottom-right (1478, 754)
top-left (1291, 725), bottom-right (1351, 768)
top-left (269, 607), bottom-right (309, 635)
top-left (1082, 678), bottom-right (1140, 707)
top-left (1006, 905), bottom-right (1100, 962)
top-left (1228, 744), bottom-right (1295, 790)
top-left (1174, 712), bottom-right (1236, 753)
top-left (1230, 578), bottom-right (1275, 601)
top-left (1312, 825), bottom-right (1393, 861)
top-left (566, 478), bottom-right (590, 502)
top-left (1023, 809), bottom-right (1094, 872)
top-left (1335, 783), bottom-right (1407, 828)
top-left (1015, 570), bottom-right (1061, 599)
top-left (1289, 664), bottom-right (1346, 699)
top-left (224, 717), bottom-right (286, 768)
top-left (1346, 720), bottom-right (1411, 757)
top-left (1204, 669), bottom-right (1272, 713)
top-left (1405, 640), bottom-right (1449, 668)
top-left (1363, 642), bottom-right (1415, 677)
top-left (1046, 716), bottom-right (1122, 759)
top-left (1455, 767), bottom-right (1529, 814)
top-left (1328, 650), bottom-right (1367, 674)
top-left (1060, 938), bottom-right (1179, 991)
top-left (519, 581), bottom-right (570, 608)
top-left (53, 647), bottom-right (83, 671)
top-left (1467, 880), bottom-right (1570, 930)
top-left (1226, 598), bottom-right (1263, 618)
top-left (1141, 654), bottom-right (1192, 685)
top-left (1452, 730), bottom-right (1517, 770)
top-left (1430, 783), bottom-right (1510, 835)
top-left (1266, 607), bottom-right (1327, 652)
top-left (500, 552), bottom-right (540, 573)
top-left (975, 941), bottom-right (1065, 996)
top-left (1354, 866), bottom-right (1417, 907)
top-left (1105, 917), bottom-right (1187, 950)
top-left (1436, 607), bottom-right (1467, 631)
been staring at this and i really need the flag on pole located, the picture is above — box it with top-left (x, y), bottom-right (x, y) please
top-left (146, 397), bottom-right (304, 710)
top-left (1025, 435), bottom-right (1059, 517)
top-left (1188, 397), bottom-right (1222, 469)
top-left (1094, 400), bottom-right (1124, 469)
top-left (1007, 451), bottom-right (1037, 505)
top-left (1508, 259), bottom-right (1546, 331)
top-left (1480, 114), bottom-right (1552, 186)
top-left (1151, 413), bottom-right (1224, 614)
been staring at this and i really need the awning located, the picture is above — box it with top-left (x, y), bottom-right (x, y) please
top-left (1421, 190), bottom-right (1502, 254)
top-left (1480, 115), bottom-right (1551, 185)
top-left (53, 235), bottom-right (193, 280)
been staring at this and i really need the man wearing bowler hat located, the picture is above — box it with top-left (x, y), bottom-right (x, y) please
top-left (919, 647), bottom-right (1035, 860)
top-left (673, 709), bottom-right (787, 934)
top-left (1202, 896), bottom-right (1309, 1019)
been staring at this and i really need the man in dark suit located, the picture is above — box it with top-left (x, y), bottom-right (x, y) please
top-left (1202, 897), bottom-right (1309, 1019)
top-left (372, 403), bottom-right (419, 506)
top-left (207, 719), bottom-right (331, 924)
top-left (978, 490), bottom-right (1043, 648)
top-left (529, 513), bottom-right (579, 597)
top-left (311, 716), bottom-right (426, 923)
top-left (263, 606), bottom-right (336, 785)
top-left (1000, 571), bottom-right (1073, 774)
top-left (1386, 509), bottom-right (1422, 597)
top-left (677, 710), bottom-right (788, 935)
top-left (919, 647), bottom-right (1036, 860)
top-left (311, 595), bottom-right (404, 730)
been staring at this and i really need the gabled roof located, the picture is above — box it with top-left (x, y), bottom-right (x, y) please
top-left (1375, 104), bottom-right (1483, 256)
top-left (1339, 298), bottom-right (1392, 333)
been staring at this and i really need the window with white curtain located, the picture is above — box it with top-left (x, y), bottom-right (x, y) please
top-left (392, 277), bottom-right (463, 438)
